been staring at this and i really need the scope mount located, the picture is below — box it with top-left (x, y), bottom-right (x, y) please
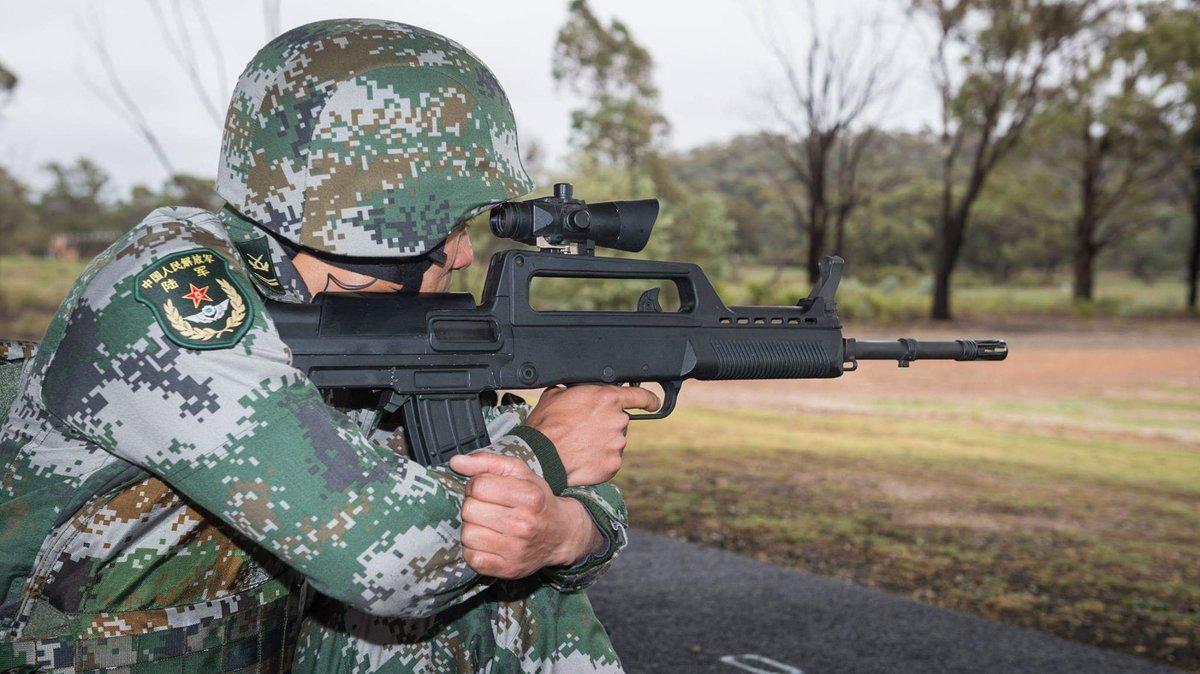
top-left (537, 183), bottom-right (589, 256)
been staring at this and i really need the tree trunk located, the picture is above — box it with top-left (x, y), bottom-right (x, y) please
top-left (1074, 136), bottom-right (1099, 302)
top-left (931, 214), bottom-right (962, 320)
top-left (1073, 229), bottom-right (1096, 302)
top-left (805, 200), bottom-right (828, 284)
top-left (806, 226), bottom-right (824, 284)
top-left (1188, 174), bottom-right (1200, 312)
top-left (931, 252), bottom-right (954, 320)
top-left (833, 206), bottom-right (848, 259)
top-left (931, 184), bottom-right (975, 320)
top-left (1186, 130), bottom-right (1200, 313)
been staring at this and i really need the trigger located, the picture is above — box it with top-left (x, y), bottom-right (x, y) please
top-left (629, 380), bottom-right (682, 420)
top-left (638, 288), bottom-right (663, 313)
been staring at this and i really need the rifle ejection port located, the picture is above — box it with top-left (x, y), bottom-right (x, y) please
top-left (429, 318), bottom-right (501, 352)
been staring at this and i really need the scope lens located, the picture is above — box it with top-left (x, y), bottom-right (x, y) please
top-left (489, 203), bottom-right (522, 240)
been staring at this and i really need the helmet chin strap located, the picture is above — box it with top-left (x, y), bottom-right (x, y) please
top-left (322, 274), bottom-right (388, 293)
top-left (272, 231), bottom-right (448, 293)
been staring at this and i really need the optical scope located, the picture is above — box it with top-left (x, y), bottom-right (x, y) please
top-left (489, 183), bottom-right (659, 254)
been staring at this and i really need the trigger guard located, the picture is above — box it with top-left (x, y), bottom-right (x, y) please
top-left (628, 380), bottom-right (681, 420)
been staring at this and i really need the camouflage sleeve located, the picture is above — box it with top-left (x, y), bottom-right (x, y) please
top-left (485, 400), bottom-right (630, 590)
top-left (542, 481), bottom-right (629, 591)
top-left (36, 213), bottom-right (562, 619)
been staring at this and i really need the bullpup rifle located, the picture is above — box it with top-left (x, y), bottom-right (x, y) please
top-left (270, 183), bottom-right (1007, 466)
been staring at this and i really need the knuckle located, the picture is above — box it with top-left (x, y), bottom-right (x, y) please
top-left (606, 456), bottom-right (623, 476)
top-left (526, 487), bottom-right (546, 508)
top-left (513, 517), bottom-right (536, 539)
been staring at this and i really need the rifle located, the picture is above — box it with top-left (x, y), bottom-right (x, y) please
top-left (270, 183), bottom-right (1007, 466)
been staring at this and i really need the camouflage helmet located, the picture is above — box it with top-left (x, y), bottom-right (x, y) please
top-left (216, 19), bottom-right (533, 258)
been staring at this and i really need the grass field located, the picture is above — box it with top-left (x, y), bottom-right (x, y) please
top-left (0, 256), bottom-right (85, 339)
top-left (618, 337), bottom-right (1200, 669)
top-left (723, 265), bottom-right (1191, 322)
top-left (3, 255), bottom-right (1199, 667)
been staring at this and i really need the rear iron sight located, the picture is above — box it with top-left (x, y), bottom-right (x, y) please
top-left (489, 183), bottom-right (659, 255)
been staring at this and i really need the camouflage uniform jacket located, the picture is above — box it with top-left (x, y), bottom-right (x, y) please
top-left (0, 207), bottom-right (628, 672)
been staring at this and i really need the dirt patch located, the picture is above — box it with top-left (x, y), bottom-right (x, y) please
top-left (874, 477), bottom-right (943, 502)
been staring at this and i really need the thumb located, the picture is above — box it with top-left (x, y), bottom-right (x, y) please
top-left (449, 451), bottom-right (532, 478)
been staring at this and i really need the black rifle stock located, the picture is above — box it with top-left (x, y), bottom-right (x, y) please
top-left (271, 183), bottom-right (1007, 465)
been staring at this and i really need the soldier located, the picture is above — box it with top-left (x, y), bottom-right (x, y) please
top-left (0, 19), bottom-right (657, 672)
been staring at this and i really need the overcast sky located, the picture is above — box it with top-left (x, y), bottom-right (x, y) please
top-left (0, 0), bottom-right (937, 194)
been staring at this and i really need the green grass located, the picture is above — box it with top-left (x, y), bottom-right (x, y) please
top-left (0, 256), bottom-right (86, 339)
top-left (618, 407), bottom-right (1200, 667)
top-left (720, 265), bottom-right (1190, 321)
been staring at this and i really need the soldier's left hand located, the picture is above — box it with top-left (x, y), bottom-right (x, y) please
top-left (450, 452), bottom-right (603, 579)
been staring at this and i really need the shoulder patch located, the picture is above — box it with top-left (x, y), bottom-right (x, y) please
top-left (134, 248), bottom-right (254, 350)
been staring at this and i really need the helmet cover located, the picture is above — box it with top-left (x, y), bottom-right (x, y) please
top-left (217, 19), bottom-right (533, 257)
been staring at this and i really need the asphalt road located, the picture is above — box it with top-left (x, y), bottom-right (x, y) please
top-left (588, 529), bottom-right (1176, 674)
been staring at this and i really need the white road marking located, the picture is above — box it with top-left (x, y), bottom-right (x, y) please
top-left (719, 653), bottom-right (805, 674)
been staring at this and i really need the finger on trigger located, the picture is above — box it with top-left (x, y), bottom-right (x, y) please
top-left (618, 384), bottom-right (661, 412)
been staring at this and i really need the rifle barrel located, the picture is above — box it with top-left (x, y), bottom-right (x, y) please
top-left (844, 338), bottom-right (1008, 364)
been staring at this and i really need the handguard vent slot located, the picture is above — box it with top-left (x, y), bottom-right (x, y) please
top-left (712, 340), bottom-right (831, 379)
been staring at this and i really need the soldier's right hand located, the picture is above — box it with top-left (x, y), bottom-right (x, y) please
top-left (524, 384), bottom-right (661, 487)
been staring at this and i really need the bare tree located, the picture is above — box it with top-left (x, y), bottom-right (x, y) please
top-left (75, 1), bottom-right (257, 180)
top-left (1059, 45), bottom-right (1175, 301)
top-left (76, 5), bottom-right (178, 177)
top-left (756, 1), bottom-right (894, 283)
top-left (144, 0), bottom-right (225, 127)
top-left (916, 0), bottom-right (1103, 319)
top-left (0, 61), bottom-right (17, 107)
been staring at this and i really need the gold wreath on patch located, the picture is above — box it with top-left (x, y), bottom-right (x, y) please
top-left (163, 278), bottom-right (247, 342)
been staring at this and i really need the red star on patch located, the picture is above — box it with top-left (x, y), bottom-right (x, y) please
top-left (181, 283), bottom-right (212, 309)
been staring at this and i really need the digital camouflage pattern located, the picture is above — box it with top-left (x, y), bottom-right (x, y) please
top-left (292, 403), bottom-right (627, 673)
top-left (1, 342), bottom-right (37, 363)
top-left (217, 19), bottom-right (534, 259)
top-left (0, 342), bottom-right (36, 418)
top-left (0, 207), bottom-right (627, 672)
